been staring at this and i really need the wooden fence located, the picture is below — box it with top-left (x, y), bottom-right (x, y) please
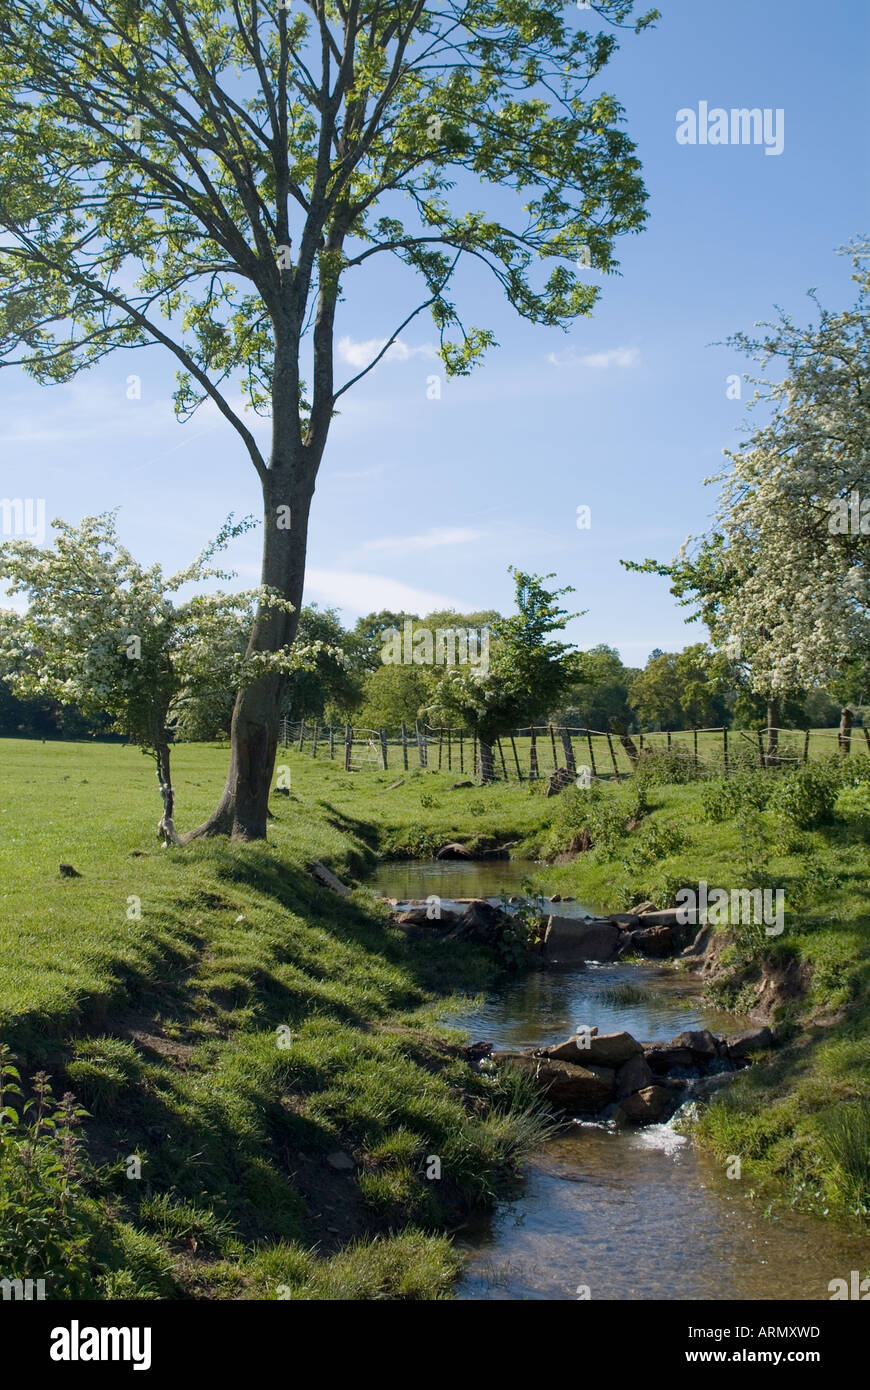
top-left (278, 719), bottom-right (867, 780)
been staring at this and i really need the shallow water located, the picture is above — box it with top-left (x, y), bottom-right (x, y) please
top-left (441, 960), bottom-right (744, 1049)
top-left (372, 859), bottom-right (870, 1301)
top-left (458, 1125), bottom-right (870, 1301)
top-left (369, 855), bottom-right (589, 912)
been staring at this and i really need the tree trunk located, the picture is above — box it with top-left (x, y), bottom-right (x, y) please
top-left (839, 705), bottom-right (853, 755)
top-left (478, 737), bottom-right (495, 786)
top-left (155, 736), bottom-right (180, 845)
top-left (185, 461), bottom-right (315, 841)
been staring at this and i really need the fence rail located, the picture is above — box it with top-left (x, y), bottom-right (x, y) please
top-left (278, 719), bottom-right (867, 780)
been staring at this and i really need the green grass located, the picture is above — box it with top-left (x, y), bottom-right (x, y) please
top-left (1, 734), bottom-right (868, 1297)
top-left (515, 768), bottom-right (870, 1224)
top-left (0, 738), bottom-right (552, 1299)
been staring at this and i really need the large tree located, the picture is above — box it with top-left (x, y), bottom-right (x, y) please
top-left (0, 0), bottom-right (657, 837)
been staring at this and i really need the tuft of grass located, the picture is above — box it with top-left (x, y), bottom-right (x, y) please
top-left (818, 1099), bottom-right (870, 1214)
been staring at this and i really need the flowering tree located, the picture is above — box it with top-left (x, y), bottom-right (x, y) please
top-left (0, 514), bottom-right (318, 841)
top-left (625, 243), bottom-right (870, 755)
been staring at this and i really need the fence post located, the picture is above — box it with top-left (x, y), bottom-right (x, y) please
top-left (472, 734), bottom-right (477, 777)
top-left (548, 723), bottom-right (558, 770)
top-left (693, 727), bottom-right (698, 771)
top-left (606, 732), bottom-right (621, 780)
top-left (298, 720), bottom-right (306, 752)
top-left (723, 726), bottom-right (729, 773)
top-left (459, 732), bottom-right (464, 774)
top-left (400, 721), bottom-right (409, 770)
top-left (379, 729), bottom-right (388, 770)
top-left (757, 729), bottom-right (765, 768)
top-left (510, 734), bottom-right (523, 780)
top-left (447, 727), bottom-right (452, 772)
top-left (415, 719), bottom-right (427, 767)
top-left (311, 723), bottom-right (318, 758)
top-left (585, 729), bottom-right (597, 780)
top-left (560, 727), bottom-right (576, 775)
top-left (437, 727), bottom-right (443, 770)
top-left (497, 738), bottom-right (508, 779)
top-left (804, 729), bottom-right (811, 764)
top-left (529, 727), bottom-right (539, 780)
top-left (344, 724), bottom-right (352, 771)
top-left (329, 725), bottom-right (335, 759)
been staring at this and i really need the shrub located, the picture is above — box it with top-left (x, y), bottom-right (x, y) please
top-left (634, 745), bottom-right (703, 785)
top-left (772, 761), bottom-right (837, 828)
top-left (619, 818), bottom-right (685, 870)
top-left (0, 1047), bottom-right (93, 1294)
top-left (701, 770), bottom-right (774, 822)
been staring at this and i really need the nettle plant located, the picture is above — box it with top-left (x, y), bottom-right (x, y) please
top-left (0, 1045), bottom-right (91, 1290)
top-left (0, 513), bottom-right (329, 841)
top-left (0, 0), bottom-right (658, 838)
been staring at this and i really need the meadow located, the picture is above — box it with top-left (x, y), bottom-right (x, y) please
top-left (1, 735), bottom-right (868, 1298)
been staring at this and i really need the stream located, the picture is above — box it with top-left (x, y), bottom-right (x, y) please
top-left (371, 858), bottom-right (870, 1301)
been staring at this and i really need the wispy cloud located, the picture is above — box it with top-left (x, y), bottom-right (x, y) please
top-left (303, 568), bottom-right (467, 618)
top-left (547, 345), bottom-right (640, 369)
top-left (362, 525), bottom-right (481, 556)
top-left (337, 335), bottom-right (439, 370)
top-left (327, 462), bottom-right (389, 482)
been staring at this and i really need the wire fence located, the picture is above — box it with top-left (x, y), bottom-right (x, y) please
top-left (278, 718), bottom-right (868, 780)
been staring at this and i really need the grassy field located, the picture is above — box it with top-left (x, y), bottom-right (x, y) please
top-left (0, 738), bottom-right (553, 1299)
top-left (1, 735), bottom-right (868, 1298)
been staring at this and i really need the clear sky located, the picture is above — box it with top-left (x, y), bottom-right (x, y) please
top-left (2, 0), bottom-right (868, 665)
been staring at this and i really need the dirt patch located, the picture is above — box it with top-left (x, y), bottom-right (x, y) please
top-left (690, 928), bottom-right (811, 1021)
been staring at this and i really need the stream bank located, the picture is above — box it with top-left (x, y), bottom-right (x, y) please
top-left (369, 856), bottom-right (870, 1300)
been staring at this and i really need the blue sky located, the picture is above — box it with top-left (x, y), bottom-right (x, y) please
top-left (2, 0), bottom-right (868, 665)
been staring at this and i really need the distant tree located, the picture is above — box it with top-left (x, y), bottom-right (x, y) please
top-left (281, 606), bottom-right (360, 722)
top-left (628, 644), bottom-right (729, 730)
top-left (556, 643), bottom-right (634, 730)
top-left (345, 612), bottom-right (419, 676)
top-left (429, 569), bottom-right (580, 783)
top-left (628, 651), bottom-right (682, 730)
top-left (357, 664), bottom-right (432, 730)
